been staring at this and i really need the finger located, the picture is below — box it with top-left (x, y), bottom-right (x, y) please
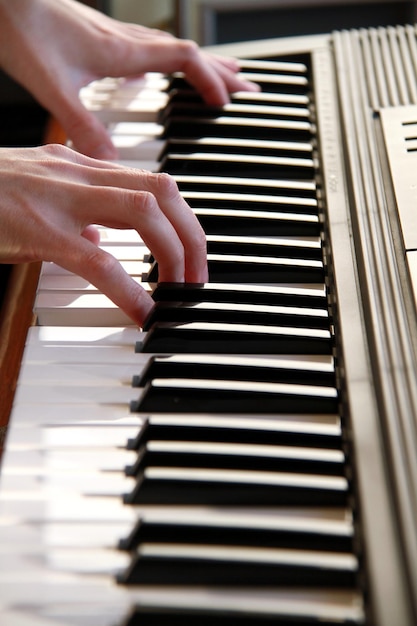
top-left (53, 97), bottom-right (119, 160)
top-left (83, 170), bottom-right (208, 282)
top-left (68, 182), bottom-right (189, 283)
top-left (52, 234), bottom-right (154, 327)
top-left (205, 54), bottom-right (261, 94)
top-left (55, 161), bottom-right (208, 283)
top-left (120, 39), bottom-right (259, 105)
top-left (125, 188), bottom-right (187, 283)
top-left (81, 224), bottom-right (101, 245)
top-left (130, 172), bottom-right (208, 283)
top-left (110, 37), bottom-right (231, 105)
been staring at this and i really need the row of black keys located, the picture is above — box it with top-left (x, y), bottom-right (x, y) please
top-left (139, 57), bottom-right (332, 393)
top-left (160, 59), bottom-right (313, 147)
top-left (141, 273), bottom-right (328, 363)
top-left (128, 63), bottom-right (339, 494)
top-left (148, 64), bottom-right (320, 291)
top-left (116, 61), bottom-right (361, 625)
top-left (116, 416), bottom-right (354, 588)
top-left (122, 398), bottom-right (346, 508)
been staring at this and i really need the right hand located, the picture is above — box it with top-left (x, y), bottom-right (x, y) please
top-left (0, 144), bottom-right (208, 326)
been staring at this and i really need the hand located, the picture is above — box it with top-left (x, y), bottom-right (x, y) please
top-left (0, 144), bottom-right (208, 325)
top-left (0, 0), bottom-right (258, 159)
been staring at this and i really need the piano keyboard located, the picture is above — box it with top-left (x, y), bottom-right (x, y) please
top-left (1, 26), bottom-right (417, 626)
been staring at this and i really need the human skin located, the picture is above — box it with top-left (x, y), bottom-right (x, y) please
top-left (0, 0), bottom-right (258, 325)
top-left (0, 0), bottom-right (258, 159)
top-left (0, 145), bottom-right (209, 325)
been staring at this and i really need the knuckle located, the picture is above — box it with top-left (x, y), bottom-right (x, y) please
top-left (141, 171), bottom-right (179, 200)
top-left (178, 38), bottom-right (199, 59)
top-left (133, 189), bottom-right (158, 216)
top-left (83, 246), bottom-right (116, 276)
top-left (153, 172), bottom-right (179, 198)
top-left (41, 143), bottom-right (71, 159)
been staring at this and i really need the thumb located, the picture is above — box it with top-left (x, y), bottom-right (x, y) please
top-left (56, 99), bottom-right (118, 160)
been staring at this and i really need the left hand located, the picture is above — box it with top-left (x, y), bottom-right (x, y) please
top-left (0, 144), bottom-right (208, 326)
top-left (0, 0), bottom-right (258, 159)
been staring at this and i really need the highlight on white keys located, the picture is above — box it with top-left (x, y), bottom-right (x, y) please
top-left (77, 73), bottom-right (168, 169)
top-left (79, 73), bottom-right (170, 123)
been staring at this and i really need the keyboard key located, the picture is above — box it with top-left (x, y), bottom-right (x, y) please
top-left (131, 378), bottom-right (338, 414)
top-left (127, 413), bottom-right (342, 452)
top-left (138, 321), bottom-right (333, 354)
top-left (125, 440), bottom-right (345, 477)
top-left (133, 354), bottom-right (336, 388)
top-left (118, 543), bottom-right (357, 587)
top-left (119, 508), bottom-right (353, 552)
top-left (151, 282), bottom-right (328, 308)
top-left (123, 466), bottom-right (349, 506)
top-left (141, 301), bottom-right (329, 331)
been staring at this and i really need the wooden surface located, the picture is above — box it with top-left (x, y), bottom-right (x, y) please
top-left (0, 262), bottom-right (41, 450)
top-left (0, 118), bottom-right (64, 454)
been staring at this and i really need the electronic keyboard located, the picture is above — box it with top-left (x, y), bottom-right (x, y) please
top-left (1, 25), bottom-right (417, 626)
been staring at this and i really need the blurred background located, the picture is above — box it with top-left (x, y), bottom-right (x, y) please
top-left (110, 0), bottom-right (417, 45)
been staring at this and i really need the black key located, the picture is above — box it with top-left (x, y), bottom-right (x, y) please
top-left (141, 301), bottom-right (329, 331)
top-left (204, 234), bottom-right (322, 260)
top-left (133, 354), bottom-right (336, 388)
top-left (167, 87), bottom-right (310, 108)
top-left (123, 466), bottom-right (349, 506)
top-left (191, 208), bottom-right (320, 237)
top-left (161, 152), bottom-right (315, 179)
top-left (180, 189), bottom-right (318, 214)
top-left (145, 234), bottom-right (323, 264)
top-left (151, 282), bottom-right (328, 309)
top-left (204, 254), bottom-right (323, 284)
top-left (131, 378), bottom-right (338, 414)
top-left (163, 116), bottom-right (313, 142)
top-left (117, 543), bottom-right (357, 587)
top-left (146, 253), bottom-right (324, 284)
top-left (146, 231), bottom-right (324, 279)
top-left (127, 414), bottom-right (343, 452)
top-left (138, 321), bottom-right (333, 355)
top-left (168, 64), bottom-right (310, 96)
top-left (119, 511), bottom-right (353, 552)
top-left (160, 136), bottom-right (314, 160)
top-left (121, 604), bottom-right (360, 626)
top-left (173, 174), bottom-right (317, 200)
top-left (171, 58), bottom-right (309, 82)
top-left (125, 440), bottom-right (344, 477)
top-left (160, 101), bottom-right (311, 124)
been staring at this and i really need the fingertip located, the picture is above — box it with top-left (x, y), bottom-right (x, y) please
top-left (203, 84), bottom-right (231, 107)
top-left (131, 290), bottom-right (156, 328)
top-left (81, 225), bottom-right (101, 246)
top-left (242, 80), bottom-right (262, 92)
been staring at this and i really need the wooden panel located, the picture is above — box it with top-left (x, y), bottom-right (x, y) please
top-left (0, 262), bottom-right (41, 449)
top-left (0, 119), bottom-right (65, 453)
